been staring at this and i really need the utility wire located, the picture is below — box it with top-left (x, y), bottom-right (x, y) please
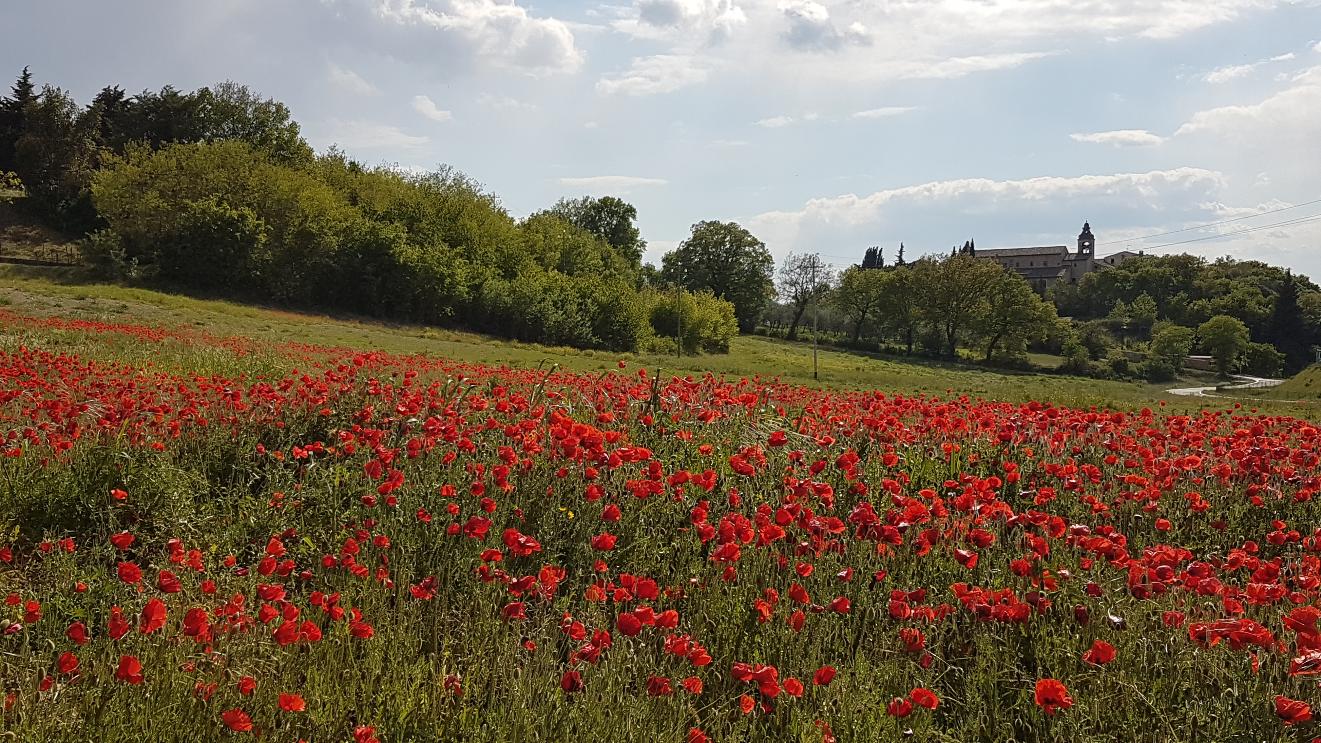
top-left (1128, 213), bottom-right (1321, 252)
top-left (1096, 198), bottom-right (1321, 246)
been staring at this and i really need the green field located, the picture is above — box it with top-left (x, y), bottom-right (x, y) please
top-left (0, 266), bottom-right (1308, 416)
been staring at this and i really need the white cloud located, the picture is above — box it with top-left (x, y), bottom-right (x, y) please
top-left (748, 168), bottom-right (1226, 259)
top-left (1176, 66), bottom-right (1321, 141)
top-left (890, 52), bottom-right (1060, 80)
top-left (597, 55), bottom-right (708, 95)
top-left (326, 62), bottom-right (379, 95)
top-left (779, 0), bottom-right (870, 51)
top-left (477, 93), bottom-right (537, 111)
top-left (852, 106), bottom-right (916, 119)
top-left (1070, 129), bottom-right (1166, 146)
top-left (411, 95), bottom-right (453, 122)
top-left (1204, 51), bottom-right (1298, 83)
top-left (334, 0), bottom-right (583, 75)
top-left (558, 175), bottom-right (668, 192)
top-left (1314, 40), bottom-right (1321, 53)
top-left (616, 0), bottom-right (748, 43)
top-left (317, 120), bottom-right (431, 150)
top-left (756, 115), bottom-right (797, 127)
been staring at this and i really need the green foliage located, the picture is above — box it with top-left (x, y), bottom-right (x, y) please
top-left (1149, 324), bottom-right (1195, 372)
top-left (648, 289), bottom-right (739, 354)
top-left (546, 196), bottom-right (646, 267)
top-left (86, 141), bottom-right (672, 352)
top-left (661, 221), bottom-right (774, 334)
top-left (13, 85), bottom-right (99, 230)
top-left (1055, 254), bottom-right (1317, 361)
top-left (913, 254), bottom-right (1005, 359)
top-left (830, 266), bottom-right (890, 343)
top-left (972, 269), bottom-right (1057, 361)
top-left (1198, 314), bottom-right (1250, 377)
top-left (1241, 342), bottom-right (1285, 378)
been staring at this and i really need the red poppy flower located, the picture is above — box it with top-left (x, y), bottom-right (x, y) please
top-left (1082, 639), bottom-right (1116, 666)
top-left (1034, 678), bottom-right (1073, 715)
top-left (139, 598), bottom-right (167, 634)
top-left (784, 677), bottom-right (805, 698)
top-left (617, 612), bottom-right (642, 637)
top-left (115, 655), bottom-right (144, 685)
top-left (56, 651), bottom-right (79, 675)
top-left (1275, 695), bottom-right (1312, 725)
top-left (646, 676), bottom-right (673, 696)
top-left (813, 666), bottom-right (837, 686)
top-left (560, 670), bottom-right (584, 693)
top-left (682, 676), bottom-right (703, 694)
top-left (116, 562), bottom-right (142, 585)
top-left (109, 531), bottom-right (135, 550)
top-left (221, 708), bottom-right (253, 732)
top-left (66, 621), bottom-right (89, 646)
top-left (278, 693), bottom-right (306, 712)
top-left (887, 697), bottom-right (913, 717)
top-left (910, 687), bottom-right (939, 710)
top-left (739, 694), bottom-right (756, 714)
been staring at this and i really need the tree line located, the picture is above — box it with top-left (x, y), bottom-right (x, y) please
top-left (0, 68), bottom-right (742, 354)
top-left (3, 66), bottom-right (1315, 377)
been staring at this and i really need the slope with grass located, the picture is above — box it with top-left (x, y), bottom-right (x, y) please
top-left (0, 268), bottom-right (1289, 415)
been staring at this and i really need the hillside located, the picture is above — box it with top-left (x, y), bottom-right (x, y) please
top-left (1, 267), bottom-right (1304, 416)
top-left (1268, 364), bottom-right (1321, 399)
top-left (0, 191), bottom-right (81, 265)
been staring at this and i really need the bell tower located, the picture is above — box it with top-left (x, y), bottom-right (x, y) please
top-left (1077, 221), bottom-right (1095, 258)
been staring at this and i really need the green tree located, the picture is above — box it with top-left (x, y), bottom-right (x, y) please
top-left (13, 85), bottom-right (99, 228)
top-left (548, 196), bottom-right (646, 267)
top-left (660, 221), bottom-right (774, 334)
top-left (1267, 271), bottom-right (1311, 372)
top-left (913, 254), bottom-right (1002, 358)
top-left (0, 66), bottom-right (36, 175)
top-left (830, 265), bottom-right (890, 343)
top-left (777, 253), bottom-right (835, 341)
top-left (1242, 342), bottom-right (1285, 378)
top-left (1129, 292), bottom-right (1158, 338)
top-left (973, 269), bottom-right (1056, 361)
top-left (1198, 314), bottom-right (1250, 377)
top-left (879, 265), bottom-right (921, 354)
top-left (1150, 324), bottom-right (1195, 368)
top-left (201, 82), bottom-right (313, 165)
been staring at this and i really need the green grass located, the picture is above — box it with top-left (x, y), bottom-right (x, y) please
top-left (0, 266), bottom-right (1301, 414)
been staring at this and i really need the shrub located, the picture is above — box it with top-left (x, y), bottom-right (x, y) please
top-left (1241, 342), bottom-right (1285, 378)
top-left (648, 290), bottom-right (739, 354)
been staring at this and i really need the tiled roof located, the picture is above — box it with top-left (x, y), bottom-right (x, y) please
top-left (976, 245), bottom-right (1070, 258)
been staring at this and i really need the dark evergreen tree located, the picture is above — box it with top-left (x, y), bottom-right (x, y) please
top-left (1268, 271), bottom-right (1312, 373)
top-left (896, 242), bottom-right (906, 266)
top-left (0, 66), bottom-right (37, 173)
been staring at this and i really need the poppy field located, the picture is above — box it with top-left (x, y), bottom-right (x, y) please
top-left (1, 307), bottom-right (1320, 742)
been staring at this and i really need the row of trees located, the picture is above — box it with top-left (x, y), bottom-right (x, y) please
top-left (788, 254), bottom-right (1059, 362)
top-left (1051, 253), bottom-right (1319, 373)
top-left (1, 68), bottom-right (738, 354)
top-left (4, 65), bottom-right (1315, 375)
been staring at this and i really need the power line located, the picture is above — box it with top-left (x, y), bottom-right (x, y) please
top-left (1132, 213), bottom-right (1321, 252)
top-left (1096, 198), bottom-right (1321, 246)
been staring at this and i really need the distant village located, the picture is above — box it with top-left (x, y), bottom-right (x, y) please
top-left (861, 223), bottom-right (1144, 293)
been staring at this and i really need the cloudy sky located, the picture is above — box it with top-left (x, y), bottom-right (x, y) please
top-left (6, 0), bottom-right (1320, 276)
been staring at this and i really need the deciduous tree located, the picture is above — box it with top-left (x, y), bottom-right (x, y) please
top-left (660, 221), bottom-right (774, 334)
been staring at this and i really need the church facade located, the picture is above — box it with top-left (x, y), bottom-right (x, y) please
top-left (962, 223), bottom-right (1141, 293)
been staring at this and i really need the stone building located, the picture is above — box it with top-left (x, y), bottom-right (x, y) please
top-left (961, 223), bottom-right (1142, 293)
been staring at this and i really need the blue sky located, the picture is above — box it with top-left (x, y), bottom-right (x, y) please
top-left (6, 0), bottom-right (1320, 276)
